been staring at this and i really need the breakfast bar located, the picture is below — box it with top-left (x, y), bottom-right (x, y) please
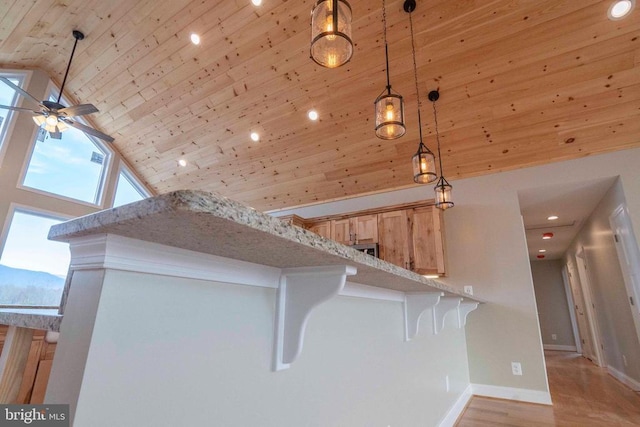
top-left (44, 190), bottom-right (482, 426)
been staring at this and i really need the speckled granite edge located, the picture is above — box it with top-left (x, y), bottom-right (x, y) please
top-left (49, 190), bottom-right (484, 302)
top-left (0, 311), bottom-right (62, 331)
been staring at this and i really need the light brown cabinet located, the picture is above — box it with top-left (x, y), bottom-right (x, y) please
top-left (307, 221), bottom-right (331, 239)
top-left (409, 207), bottom-right (445, 275)
top-left (378, 210), bottom-right (411, 270)
top-left (301, 202), bottom-right (446, 276)
top-left (330, 215), bottom-right (378, 246)
top-left (379, 207), bottom-right (446, 275)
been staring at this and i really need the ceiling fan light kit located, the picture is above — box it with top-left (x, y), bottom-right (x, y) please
top-left (310, 0), bottom-right (353, 68)
top-left (0, 30), bottom-right (114, 143)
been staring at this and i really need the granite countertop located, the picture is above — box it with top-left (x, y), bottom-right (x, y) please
top-left (49, 190), bottom-right (483, 301)
top-left (0, 309), bottom-right (62, 332)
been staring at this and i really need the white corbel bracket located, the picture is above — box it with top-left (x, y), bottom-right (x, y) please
top-left (272, 265), bottom-right (357, 371)
top-left (433, 297), bottom-right (462, 334)
top-left (403, 292), bottom-right (443, 341)
top-left (458, 301), bottom-right (479, 327)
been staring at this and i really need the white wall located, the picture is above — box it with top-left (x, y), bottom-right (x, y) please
top-left (66, 270), bottom-right (470, 427)
top-left (565, 179), bottom-right (640, 385)
top-left (530, 260), bottom-right (575, 349)
top-left (274, 147), bottom-right (640, 395)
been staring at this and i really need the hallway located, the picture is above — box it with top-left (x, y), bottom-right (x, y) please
top-left (456, 351), bottom-right (640, 426)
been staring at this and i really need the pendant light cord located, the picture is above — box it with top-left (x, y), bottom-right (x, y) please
top-left (382, 0), bottom-right (391, 92)
top-left (409, 8), bottom-right (424, 144)
top-left (433, 100), bottom-right (444, 176)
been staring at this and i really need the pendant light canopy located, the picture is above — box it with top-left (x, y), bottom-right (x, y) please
top-left (310, 0), bottom-right (354, 68)
top-left (406, 0), bottom-right (437, 184)
top-left (429, 90), bottom-right (454, 210)
top-left (374, 0), bottom-right (405, 139)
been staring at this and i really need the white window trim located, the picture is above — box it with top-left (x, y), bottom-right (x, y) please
top-left (0, 70), bottom-right (32, 167)
top-left (16, 81), bottom-right (113, 208)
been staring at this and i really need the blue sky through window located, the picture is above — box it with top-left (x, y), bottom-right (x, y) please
top-left (113, 170), bottom-right (147, 207)
top-left (22, 92), bottom-right (109, 204)
top-left (0, 210), bottom-right (69, 278)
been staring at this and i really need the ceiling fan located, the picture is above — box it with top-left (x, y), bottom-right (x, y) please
top-left (0, 30), bottom-right (114, 143)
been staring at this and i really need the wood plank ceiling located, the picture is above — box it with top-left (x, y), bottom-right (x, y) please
top-left (0, 0), bottom-right (639, 211)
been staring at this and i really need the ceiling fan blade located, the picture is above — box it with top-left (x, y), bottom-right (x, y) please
top-left (58, 104), bottom-right (99, 117)
top-left (0, 104), bottom-right (38, 113)
top-left (64, 119), bottom-right (114, 143)
top-left (0, 76), bottom-right (42, 106)
top-left (49, 131), bottom-right (62, 140)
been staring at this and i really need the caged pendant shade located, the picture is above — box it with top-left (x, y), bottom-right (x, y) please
top-left (429, 90), bottom-right (454, 210)
top-left (375, 91), bottom-right (405, 139)
top-left (374, 0), bottom-right (405, 139)
top-left (310, 0), bottom-right (354, 68)
top-left (412, 140), bottom-right (436, 183)
top-left (434, 175), bottom-right (454, 210)
top-left (406, 0), bottom-right (436, 184)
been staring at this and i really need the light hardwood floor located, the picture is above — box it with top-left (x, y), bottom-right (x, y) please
top-left (456, 351), bottom-right (640, 426)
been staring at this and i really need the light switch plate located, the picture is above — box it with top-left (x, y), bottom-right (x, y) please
top-left (464, 286), bottom-right (473, 295)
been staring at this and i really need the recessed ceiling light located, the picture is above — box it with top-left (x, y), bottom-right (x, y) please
top-left (190, 33), bottom-right (201, 45)
top-left (542, 232), bottom-right (554, 240)
top-left (423, 275), bottom-right (439, 279)
top-left (539, 249), bottom-right (547, 253)
top-left (178, 159), bottom-right (187, 167)
top-left (547, 215), bottom-right (559, 221)
top-left (251, 0), bottom-right (262, 5)
top-left (609, 0), bottom-right (634, 19)
top-left (308, 110), bottom-right (319, 121)
top-left (250, 132), bottom-right (260, 142)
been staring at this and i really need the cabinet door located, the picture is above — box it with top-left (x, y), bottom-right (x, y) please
top-left (410, 207), bottom-right (445, 275)
top-left (308, 221), bottom-right (331, 239)
top-left (378, 210), bottom-right (411, 269)
top-left (353, 214), bottom-right (378, 244)
top-left (331, 218), bottom-right (353, 245)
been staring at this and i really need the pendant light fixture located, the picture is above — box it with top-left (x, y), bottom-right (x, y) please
top-left (430, 90), bottom-right (454, 210)
top-left (405, 0), bottom-right (436, 184)
top-left (374, 0), bottom-right (405, 139)
top-left (310, 0), bottom-right (354, 68)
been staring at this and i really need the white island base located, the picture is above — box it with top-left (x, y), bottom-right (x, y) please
top-left (45, 191), bottom-right (480, 426)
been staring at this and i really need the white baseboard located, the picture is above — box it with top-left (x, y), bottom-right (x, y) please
top-left (438, 385), bottom-right (473, 427)
top-left (543, 344), bottom-right (577, 352)
top-left (471, 383), bottom-right (552, 405)
top-left (607, 365), bottom-right (640, 391)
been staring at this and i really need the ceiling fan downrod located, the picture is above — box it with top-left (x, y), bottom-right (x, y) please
top-left (56, 30), bottom-right (84, 104)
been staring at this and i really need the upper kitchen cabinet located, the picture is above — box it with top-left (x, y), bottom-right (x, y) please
top-left (409, 207), bottom-right (446, 276)
top-left (330, 215), bottom-right (378, 246)
top-left (298, 202), bottom-right (446, 276)
top-left (307, 221), bottom-right (331, 239)
top-left (377, 210), bottom-right (411, 271)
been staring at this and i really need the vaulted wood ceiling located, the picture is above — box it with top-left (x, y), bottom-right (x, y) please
top-left (1, 0), bottom-right (639, 211)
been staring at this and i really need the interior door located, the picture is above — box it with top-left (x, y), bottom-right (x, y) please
top-left (610, 204), bottom-right (640, 341)
top-left (566, 259), bottom-right (595, 361)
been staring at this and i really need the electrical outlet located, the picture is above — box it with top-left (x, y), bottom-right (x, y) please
top-left (511, 362), bottom-right (522, 376)
top-left (445, 375), bottom-right (450, 392)
top-left (464, 286), bottom-right (473, 295)
top-left (623, 355), bottom-right (628, 367)
top-left (551, 334), bottom-right (557, 341)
